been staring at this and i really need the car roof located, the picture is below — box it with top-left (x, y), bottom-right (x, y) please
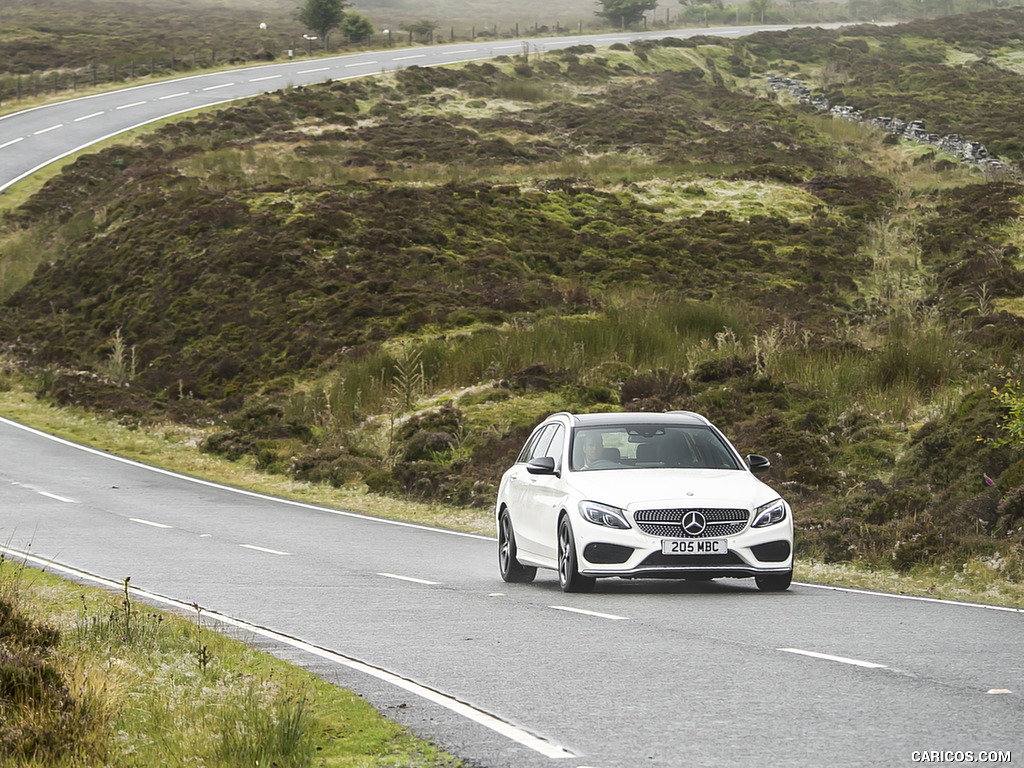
top-left (554, 411), bottom-right (712, 428)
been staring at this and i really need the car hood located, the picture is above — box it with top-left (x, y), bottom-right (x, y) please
top-left (566, 468), bottom-right (779, 511)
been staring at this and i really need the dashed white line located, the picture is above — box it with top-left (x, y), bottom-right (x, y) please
top-left (0, 544), bottom-right (579, 760)
top-left (0, 137), bottom-right (24, 149)
top-left (116, 100), bottom-right (148, 110)
top-left (37, 490), bottom-right (78, 503)
top-left (158, 91), bottom-right (190, 100)
top-left (393, 54), bottom-right (426, 61)
top-left (240, 544), bottom-right (291, 556)
top-left (345, 60), bottom-right (379, 67)
top-left (202, 82), bottom-right (234, 91)
top-left (297, 67), bottom-right (330, 74)
top-left (550, 606), bottom-right (628, 621)
top-left (377, 572), bottom-right (440, 585)
top-left (74, 111), bottom-right (105, 122)
top-left (778, 648), bottom-right (887, 669)
top-left (249, 74), bottom-right (282, 82)
top-left (34, 124), bottom-right (63, 135)
top-left (130, 518), bottom-right (173, 529)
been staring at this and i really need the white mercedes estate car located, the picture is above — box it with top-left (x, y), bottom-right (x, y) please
top-left (495, 411), bottom-right (793, 592)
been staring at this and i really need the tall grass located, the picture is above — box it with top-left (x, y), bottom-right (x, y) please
top-left (285, 295), bottom-right (755, 430)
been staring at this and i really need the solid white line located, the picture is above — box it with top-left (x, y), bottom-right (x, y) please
top-left (158, 91), bottom-right (190, 100)
top-left (130, 518), bottom-right (173, 529)
top-left (38, 490), bottom-right (78, 503)
top-left (0, 545), bottom-right (578, 760)
top-left (116, 100), bottom-right (147, 110)
top-left (0, 416), bottom-right (493, 543)
top-left (778, 648), bottom-right (887, 669)
top-left (202, 83), bottom-right (234, 91)
top-left (345, 60), bottom-right (378, 67)
top-left (297, 67), bottom-right (330, 74)
top-left (34, 124), bottom-right (63, 135)
top-left (249, 75), bottom-right (282, 82)
top-left (240, 544), bottom-right (291, 556)
top-left (74, 111), bottom-right (105, 122)
top-left (0, 137), bottom-right (24, 149)
top-left (794, 581), bottom-right (1024, 614)
top-left (377, 572), bottom-right (440, 585)
top-left (550, 606), bottom-right (628, 621)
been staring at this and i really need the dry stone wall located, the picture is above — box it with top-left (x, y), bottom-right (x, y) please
top-left (766, 73), bottom-right (1016, 175)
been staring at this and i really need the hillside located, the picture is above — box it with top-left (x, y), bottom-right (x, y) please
top-left (1, 10), bottom-right (1023, 587)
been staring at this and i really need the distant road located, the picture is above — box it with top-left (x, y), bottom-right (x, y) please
top-left (0, 23), bottom-right (845, 194)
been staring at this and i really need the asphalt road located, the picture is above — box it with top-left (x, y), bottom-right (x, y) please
top-left (0, 22), bottom-right (1019, 768)
top-left (0, 22), bottom-right (845, 194)
top-left (1, 415), bottom-right (1021, 767)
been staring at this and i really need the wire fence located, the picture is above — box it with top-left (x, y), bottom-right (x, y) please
top-left (0, 13), bottom-right (700, 109)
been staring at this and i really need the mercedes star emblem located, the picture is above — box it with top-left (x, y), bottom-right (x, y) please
top-left (681, 510), bottom-right (707, 536)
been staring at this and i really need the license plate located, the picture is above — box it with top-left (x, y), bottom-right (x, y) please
top-left (662, 539), bottom-right (727, 555)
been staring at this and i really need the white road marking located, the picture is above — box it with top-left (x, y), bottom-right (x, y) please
top-left (0, 137), bottom-right (24, 148)
top-left (240, 544), bottom-right (291, 556)
top-left (297, 67), bottom-right (330, 74)
top-left (795, 581), bottom-right (1024, 614)
top-left (130, 518), bottom-right (173, 529)
top-left (34, 124), bottom-right (63, 135)
top-left (158, 91), bottom-right (190, 100)
top-left (202, 82), bottom-right (234, 91)
top-left (393, 54), bottom-right (426, 61)
top-left (0, 416), bottom-right (493, 543)
top-left (778, 648), bottom-right (887, 669)
top-left (116, 100), bottom-right (147, 110)
top-left (345, 60), bottom-right (378, 67)
top-left (377, 572), bottom-right (440, 585)
top-left (74, 111), bottom-right (105, 122)
top-left (38, 491), bottom-right (78, 503)
top-left (550, 606), bottom-right (628, 621)
top-left (0, 545), bottom-right (579, 760)
top-left (249, 74), bottom-right (282, 82)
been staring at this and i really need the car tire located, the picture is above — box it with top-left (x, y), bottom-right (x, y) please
top-left (558, 516), bottom-right (596, 593)
top-left (498, 510), bottom-right (537, 583)
top-left (755, 569), bottom-right (793, 592)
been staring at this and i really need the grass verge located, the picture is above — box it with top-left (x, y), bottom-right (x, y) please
top-left (2, 382), bottom-right (1023, 608)
top-left (0, 555), bottom-right (461, 767)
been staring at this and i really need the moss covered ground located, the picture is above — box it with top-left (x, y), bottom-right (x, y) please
top-left (2, 11), bottom-right (1024, 592)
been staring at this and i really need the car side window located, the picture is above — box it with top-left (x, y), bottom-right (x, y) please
top-left (544, 425), bottom-right (565, 468)
top-left (520, 424), bottom-right (555, 464)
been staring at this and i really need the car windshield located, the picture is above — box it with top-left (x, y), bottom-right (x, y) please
top-left (570, 424), bottom-right (740, 471)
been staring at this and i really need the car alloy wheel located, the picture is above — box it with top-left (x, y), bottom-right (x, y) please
top-left (498, 510), bottom-right (536, 583)
top-left (558, 516), bottom-right (596, 593)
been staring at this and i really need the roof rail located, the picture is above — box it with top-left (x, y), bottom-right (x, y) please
top-left (667, 410), bottom-right (710, 424)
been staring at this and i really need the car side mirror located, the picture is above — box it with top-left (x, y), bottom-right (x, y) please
top-left (527, 456), bottom-right (557, 475)
top-left (747, 454), bottom-right (771, 474)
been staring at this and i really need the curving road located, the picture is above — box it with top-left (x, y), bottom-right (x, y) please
top-left (2, 421), bottom-right (1023, 767)
top-left (1, 24), bottom-right (1021, 768)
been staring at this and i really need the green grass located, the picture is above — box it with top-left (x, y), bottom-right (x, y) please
top-left (0, 557), bottom-right (461, 767)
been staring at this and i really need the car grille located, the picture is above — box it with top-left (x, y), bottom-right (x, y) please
top-left (634, 508), bottom-right (749, 538)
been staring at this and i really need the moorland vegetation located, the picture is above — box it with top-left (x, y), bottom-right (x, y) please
top-left (1, 10), bottom-right (1024, 596)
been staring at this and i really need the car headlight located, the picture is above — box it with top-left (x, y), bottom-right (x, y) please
top-left (578, 501), bottom-right (631, 530)
top-left (751, 498), bottom-right (788, 528)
